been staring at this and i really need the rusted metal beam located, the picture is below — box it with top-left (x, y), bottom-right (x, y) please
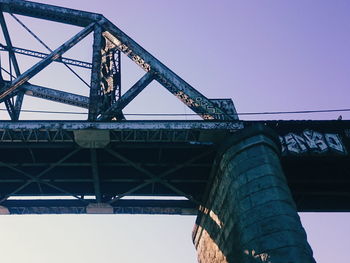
top-left (88, 24), bottom-right (103, 120)
top-left (2, 199), bottom-right (197, 215)
top-left (0, 0), bottom-right (102, 27)
top-left (0, 12), bottom-right (23, 120)
top-left (0, 22), bottom-right (95, 102)
top-left (0, 81), bottom-right (89, 108)
top-left (102, 22), bottom-right (232, 120)
top-left (22, 83), bottom-right (89, 109)
top-left (0, 45), bottom-right (92, 69)
top-left (0, 120), bottom-right (244, 130)
top-left (8, 13), bottom-right (91, 88)
top-left (98, 72), bottom-right (153, 120)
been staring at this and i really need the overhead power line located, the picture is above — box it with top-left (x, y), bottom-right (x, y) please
top-left (0, 108), bottom-right (350, 116)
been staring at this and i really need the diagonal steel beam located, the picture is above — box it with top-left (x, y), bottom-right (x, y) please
top-left (108, 182), bottom-right (151, 204)
top-left (0, 181), bottom-right (31, 203)
top-left (98, 72), bottom-right (154, 120)
top-left (0, 148), bottom-right (80, 199)
top-left (105, 148), bottom-right (156, 179)
top-left (1, 81), bottom-right (89, 108)
top-left (0, 154), bottom-right (87, 204)
top-left (0, 22), bottom-right (95, 102)
top-left (156, 150), bottom-right (214, 180)
top-left (4, 98), bottom-right (16, 119)
top-left (0, 45), bottom-right (92, 69)
top-left (90, 149), bottom-right (102, 202)
top-left (105, 148), bottom-right (212, 204)
top-left (102, 23), bottom-right (232, 120)
top-left (9, 13), bottom-right (90, 88)
top-left (160, 181), bottom-right (200, 205)
top-left (0, 12), bottom-right (20, 76)
top-left (0, 11), bottom-right (23, 120)
top-left (35, 148), bottom-right (81, 179)
top-left (22, 82), bottom-right (89, 109)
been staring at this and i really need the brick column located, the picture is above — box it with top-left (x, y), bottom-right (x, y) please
top-left (193, 124), bottom-right (316, 263)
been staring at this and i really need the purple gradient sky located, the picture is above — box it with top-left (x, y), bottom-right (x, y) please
top-left (0, 0), bottom-right (349, 262)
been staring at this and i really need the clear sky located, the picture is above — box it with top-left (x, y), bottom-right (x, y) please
top-left (0, 0), bottom-right (349, 262)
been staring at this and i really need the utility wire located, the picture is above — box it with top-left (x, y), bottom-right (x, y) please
top-left (0, 108), bottom-right (350, 116)
top-left (1, 66), bottom-right (15, 79)
top-left (9, 13), bottom-right (91, 88)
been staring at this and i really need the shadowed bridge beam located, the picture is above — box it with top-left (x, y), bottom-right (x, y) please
top-left (0, 156), bottom-right (87, 204)
top-left (90, 149), bottom-right (102, 202)
top-left (0, 120), bottom-right (244, 130)
top-left (105, 148), bottom-right (212, 205)
top-left (2, 82), bottom-right (90, 109)
top-left (2, 199), bottom-right (197, 215)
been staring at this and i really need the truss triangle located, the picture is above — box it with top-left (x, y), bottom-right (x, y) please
top-left (0, 0), bottom-right (238, 121)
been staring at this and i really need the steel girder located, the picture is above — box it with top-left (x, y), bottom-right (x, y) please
top-left (0, 0), bottom-right (237, 120)
top-left (0, 120), bottom-right (349, 214)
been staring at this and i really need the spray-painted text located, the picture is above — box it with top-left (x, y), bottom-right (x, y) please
top-left (279, 130), bottom-right (347, 155)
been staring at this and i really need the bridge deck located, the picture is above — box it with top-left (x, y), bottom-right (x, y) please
top-left (0, 120), bottom-right (349, 214)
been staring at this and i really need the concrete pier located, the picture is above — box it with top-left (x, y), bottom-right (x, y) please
top-left (193, 125), bottom-right (316, 263)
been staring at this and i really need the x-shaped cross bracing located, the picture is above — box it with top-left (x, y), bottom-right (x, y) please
top-left (0, 147), bottom-right (212, 206)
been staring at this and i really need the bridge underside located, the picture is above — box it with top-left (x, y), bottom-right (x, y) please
top-left (0, 120), bottom-right (349, 214)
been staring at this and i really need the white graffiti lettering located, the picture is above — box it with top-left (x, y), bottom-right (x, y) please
top-left (279, 130), bottom-right (347, 155)
top-left (325, 134), bottom-right (344, 152)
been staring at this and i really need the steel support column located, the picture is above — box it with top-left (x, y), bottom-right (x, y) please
top-left (90, 149), bottom-right (102, 202)
top-left (88, 24), bottom-right (103, 120)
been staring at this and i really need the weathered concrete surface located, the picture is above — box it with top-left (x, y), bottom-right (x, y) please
top-left (193, 124), bottom-right (316, 263)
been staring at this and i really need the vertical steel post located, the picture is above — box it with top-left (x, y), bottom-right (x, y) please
top-left (88, 24), bottom-right (103, 121)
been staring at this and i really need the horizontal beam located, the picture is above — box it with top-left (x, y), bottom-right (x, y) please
top-left (0, 120), bottom-right (244, 130)
top-left (1, 199), bottom-right (197, 215)
top-left (0, 82), bottom-right (90, 108)
top-left (0, 163), bottom-right (211, 168)
top-left (0, 45), bottom-right (92, 69)
top-left (22, 83), bottom-right (89, 108)
top-left (0, 0), bottom-right (102, 27)
top-left (0, 178), bottom-right (208, 183)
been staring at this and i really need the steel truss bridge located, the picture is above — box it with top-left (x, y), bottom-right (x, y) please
top-left (0, 1), bottom-right (349, 215)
